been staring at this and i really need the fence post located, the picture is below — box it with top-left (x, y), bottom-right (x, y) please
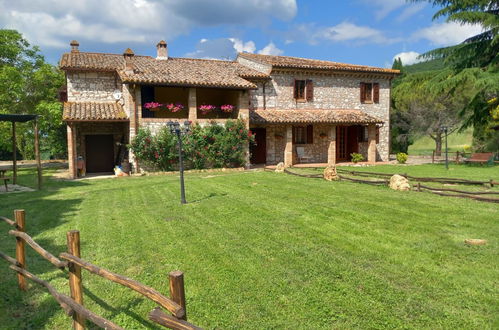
top-left (67, 230), bottom-right (85, 330)
top-left (432, 150), bottom-right (435, 164)
top-left (169, 271), bottom-right (187, 320)
top-left (417, 182), bottom-right (421, 192)
top-left (14, 209), bottom-right (26, 291)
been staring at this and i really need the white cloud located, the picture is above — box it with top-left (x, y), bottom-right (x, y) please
top-left (185, 38), bottom-right (282, 59)
top-left (396, 3), bottom-right (426, 22)
top-left (413, 22), bottom-right (483, 46)
top-left (0, 0), bottom-right (297, 49)
top-left (291, 22), bottom-right (400, 45)
top-left (257, 42), bottom-right (283, 55)
top-left (229, 38), bottom-right (256, 53)
top-left (362, 0), bottom-right (426, 22)
top-left (392, 51), bottom-right (422, 65)
top-left (362, 0), bottom-right (405, 20)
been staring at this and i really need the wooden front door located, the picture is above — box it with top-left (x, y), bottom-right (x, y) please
top-left (337, 126), bottom-right (359, 161)
top-left (250, 128), bottom-right (266, 164)
top-left (85, 135), bottom-right (114, 173)
top-left (347, 126), bottom-right (359, 156)
top-left (336, 126), bottom-right (348, 161)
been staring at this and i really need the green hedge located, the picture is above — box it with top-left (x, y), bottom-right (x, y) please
top-left (129, 119), bottom-right (254, 171)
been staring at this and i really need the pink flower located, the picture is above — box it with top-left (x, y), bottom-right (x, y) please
top-left (220, 104), bottom-right (234, 113)
top-left (144, 102), bottom-right (163, 109)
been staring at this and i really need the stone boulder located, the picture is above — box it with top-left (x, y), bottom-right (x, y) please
top-left (275, 162), bottom-right (285, 173)
top-left (323, 165), bottom-right (339, 181)
top-left (389, 174), bottom-right (411, 191)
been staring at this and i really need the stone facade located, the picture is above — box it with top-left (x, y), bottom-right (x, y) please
top-left (243, 69), bottom-right (391, 161)
top-left (259, 124), bottom-right (333, 164)
top-left (67, 71), bottom-right (121, 102)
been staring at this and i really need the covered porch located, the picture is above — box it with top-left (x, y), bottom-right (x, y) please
top-left (64, 102), bottom-right (130, 178)
top-left (249, 109), bottom-right (382, 166)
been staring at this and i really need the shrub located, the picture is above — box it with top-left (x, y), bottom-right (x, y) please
top-left (350, 153), bottom-right (364, 163)
top-left (396, 152), bottom-right (408, 164)
top-left (129, 119), bottom-right (254, 171)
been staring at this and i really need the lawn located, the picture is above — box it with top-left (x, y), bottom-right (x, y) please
top-left (408, 128), bottom-right (473, 155)
top-left (0, 166), bottom-right (498, 329)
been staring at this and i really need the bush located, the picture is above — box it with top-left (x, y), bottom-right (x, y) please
top-left (396, 152), bottom-right (408, 164)
top-left (350, 153), bottom-right (364, 163)
top-left (129, 119), bottom-right (254, 171)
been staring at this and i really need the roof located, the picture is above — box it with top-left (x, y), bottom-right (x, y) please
top-left (250, 109), bottom-right (383, 124)
top-left (238, 53), bottom-right (400, 75)
top-left (59, 52), bottom-right (269, 89)
top-left (63, 102), bottom-right (128, 121)
top-left (0, 114), bottom-right (38, 122)
top-left (118, 57), bottom-right (267, 89)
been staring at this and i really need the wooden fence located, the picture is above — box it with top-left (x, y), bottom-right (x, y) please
top-left (0, 210), bottom-right (202, 330)
top-left (282, 168), bottom-right (499, 203)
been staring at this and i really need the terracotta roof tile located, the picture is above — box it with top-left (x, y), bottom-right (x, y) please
top-left (60, 52), bottom-right (126, 71)
top-left (250, 109), bottom-right (383, 124)
top-left (59, 52), bottom-right (269, 89)
top-left (118, 57), bottom-right (266, 89)
top-left (238, 53), bottom-right (400, 75)
top-left (63, 102), bottom-right (128, 121)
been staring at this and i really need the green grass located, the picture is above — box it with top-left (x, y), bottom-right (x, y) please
top-left (0, 166), bottom-right (498, 329)
top-left (408, 129), bottom-right (473, 156)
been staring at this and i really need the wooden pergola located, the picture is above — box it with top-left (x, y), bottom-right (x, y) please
top-left (0, 114), bottom-right (42, 190)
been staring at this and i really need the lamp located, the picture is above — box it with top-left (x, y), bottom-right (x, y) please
top-left (167, 120), bottom-right (190, 204)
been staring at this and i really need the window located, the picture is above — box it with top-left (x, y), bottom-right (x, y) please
top-left (294, 79), bottom-right (313, 102)
top-left (360, 82), bottom-right (379, 104)
top-left (293, 125), bottom-right (313, 144)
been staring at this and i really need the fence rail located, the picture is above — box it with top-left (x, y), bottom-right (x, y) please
top-left (0, 209), bottom-right (202, 329)
top-left (283, 168), bottom-right (499, 204)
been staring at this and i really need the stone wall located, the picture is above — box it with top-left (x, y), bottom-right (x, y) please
top-left (247, 71), bottom-right (391, 161)
top-left (67, 71), bottom-right (121, 102)
top-left (259, 124), bottom-right (331, 165)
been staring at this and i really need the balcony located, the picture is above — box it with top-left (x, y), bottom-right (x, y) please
top-left (140, 86), bottom-right (242, 121)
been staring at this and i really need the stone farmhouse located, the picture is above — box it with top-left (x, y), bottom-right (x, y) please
top-left (59, 41), bottom-right (399, 178)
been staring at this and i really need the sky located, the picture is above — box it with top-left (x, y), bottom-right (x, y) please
top-left (0, 0), bottom-right (483, 68)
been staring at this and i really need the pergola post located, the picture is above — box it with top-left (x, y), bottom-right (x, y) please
top-left (12, 121), bottom-right (17, 185)
top-left (34, 118), bottom-right (42, 190)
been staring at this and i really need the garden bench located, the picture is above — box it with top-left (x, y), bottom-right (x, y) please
top-left (465, 152), bottom-right (494, 166)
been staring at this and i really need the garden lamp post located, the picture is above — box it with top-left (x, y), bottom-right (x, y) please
top-left (167, 120), bottom-right (191, 204)
top-left (440, 125), bottom-right (449, 170)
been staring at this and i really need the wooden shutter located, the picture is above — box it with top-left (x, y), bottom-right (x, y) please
top-left (376, 126), bottom-right (380, 144)
top-left (293, 79), bottom-right (298, 99)
top-left (360, 82), bottom-right (366, 103)
top-left (292, 126), bottom-right (296, 143)
top-left (306, 125), bottom-right (313, 144)
top-left (373, 83), bottom-right (380, 103)
top-left (306, 80), bottom-right (314, 102)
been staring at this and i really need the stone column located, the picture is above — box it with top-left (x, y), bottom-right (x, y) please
top-left (284, 125), bottom-right (293, 167)
top-left (238, 90), bottom-right (250, 128)
top-left (67, 124), bottom-right (77, 179)
top-left (368, 124), bottom-right (377, 163)
top-left (188, 88), bottom-right (197, 122)
top-left (238, 90), bottom-right (251, 167)
top-left (327, 125), bottom-right (336, 165)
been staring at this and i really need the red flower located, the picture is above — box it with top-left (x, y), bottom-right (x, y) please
top-left (154, 152), bottom-right (159, 159)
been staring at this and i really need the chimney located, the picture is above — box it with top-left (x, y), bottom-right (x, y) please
top-left (70, 40), bottom-right (79, 52)
top-left (156, 40), bottom-right (168, 60)
top-left (123, 48), bottom-right (134, 73)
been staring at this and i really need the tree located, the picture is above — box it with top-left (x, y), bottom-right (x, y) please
top-left (410, 0), bottom-right (499, 150)
top-left (0, 29), bottom-right (65, 159)
top-left (392, 71), bottom-right (469, 155)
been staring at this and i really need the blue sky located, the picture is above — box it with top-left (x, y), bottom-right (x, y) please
top-left (0, 0), bottom-right (482, 68)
